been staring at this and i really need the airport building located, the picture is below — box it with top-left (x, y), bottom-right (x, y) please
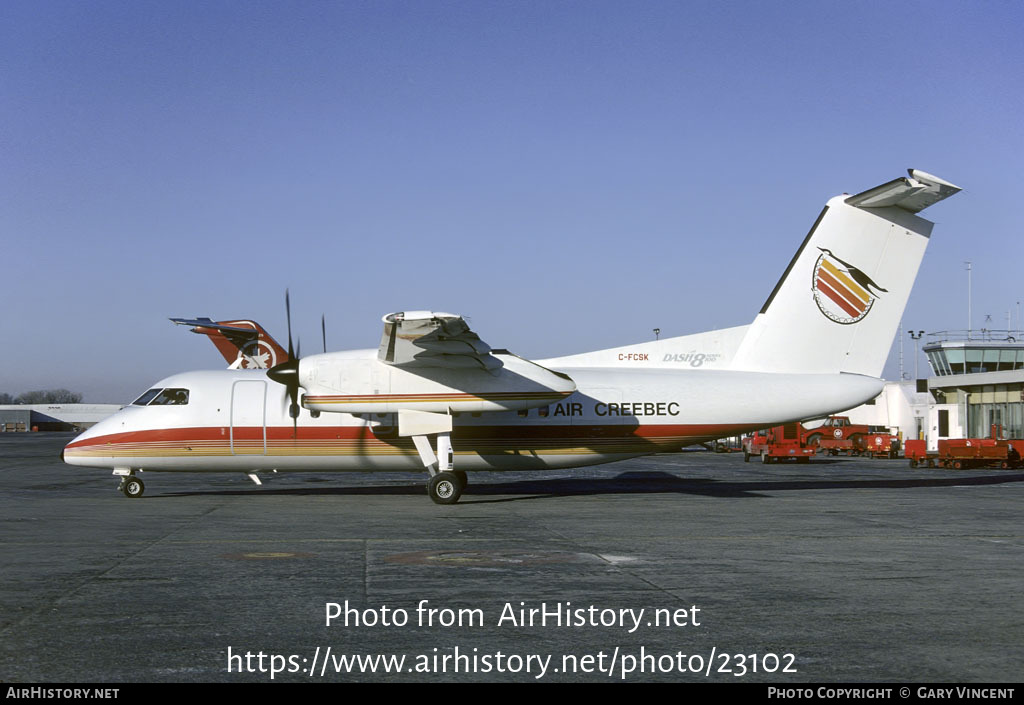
top-left (0, 404), bottom-right (122, 432)
top-left (921, 331), bottom-right (1024, 444)
top-left (838, 330), bottom-right (1024, 450)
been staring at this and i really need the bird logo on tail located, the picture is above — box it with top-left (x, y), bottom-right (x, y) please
top-left (811, 248), bottom-right (887, 325)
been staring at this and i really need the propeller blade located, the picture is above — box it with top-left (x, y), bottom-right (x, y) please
top-left (284, 288), bottom-right (294, 362)
top-left (321, 314), bottom-right (326, 354)
top-left (267, 289), bottom-right (301, 438)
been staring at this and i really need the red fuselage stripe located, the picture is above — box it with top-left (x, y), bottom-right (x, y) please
top-left (65, 422), bottom-right (754, 452)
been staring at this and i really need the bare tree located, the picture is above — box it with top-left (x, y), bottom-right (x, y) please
top-left (14, 389), bottom-right (83, 404)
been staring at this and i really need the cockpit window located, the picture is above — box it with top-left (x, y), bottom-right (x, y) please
top-left (150, 388), bottom-right (189, 405)
top-left (132, 389), bottom-right (162, 406)
top-left (131, 388), bottom-right (190, 406)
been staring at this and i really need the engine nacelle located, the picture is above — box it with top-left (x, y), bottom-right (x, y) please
top-left (299, 351), bottom-right (575, 415)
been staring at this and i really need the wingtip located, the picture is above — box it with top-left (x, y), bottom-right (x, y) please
top-left (908, 169), bottom-right (961, 193)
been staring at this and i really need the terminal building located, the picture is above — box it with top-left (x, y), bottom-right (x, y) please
top-left (921, 330), bottom-right (1024, 443)
top-left (839, 329), bottom-right (1024, 450)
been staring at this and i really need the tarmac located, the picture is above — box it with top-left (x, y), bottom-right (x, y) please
top-left (1, 432), bottom-right (1022, 683)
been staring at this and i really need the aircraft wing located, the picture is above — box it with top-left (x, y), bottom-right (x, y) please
top-left (377, 311), bottom-right (503, 372)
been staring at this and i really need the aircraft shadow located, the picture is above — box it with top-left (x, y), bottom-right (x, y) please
top-left (158, 469), bottom-right (1024, 504)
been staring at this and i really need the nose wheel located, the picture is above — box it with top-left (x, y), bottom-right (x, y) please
top-left (119, 476), bottom-right (145, 498)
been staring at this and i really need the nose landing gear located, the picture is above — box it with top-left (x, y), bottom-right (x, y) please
top-left (118, 474), bottom-right (145, 498)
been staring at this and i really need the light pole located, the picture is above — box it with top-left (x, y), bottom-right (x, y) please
top-left (909, 330), bottom-right (925, 379)
top-left (653, 328), bottom-right (660, 341)
top-left (964, 261), bottom-right (972, 338)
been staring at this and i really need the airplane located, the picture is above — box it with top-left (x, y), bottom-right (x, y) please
top-left (63, 169), bottom-right (961, 504)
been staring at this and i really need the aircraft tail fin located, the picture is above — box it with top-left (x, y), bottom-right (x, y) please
top-left (170, 318), bottom-right (290, 369)
top-left (730, 169), bottom-right (960, 377)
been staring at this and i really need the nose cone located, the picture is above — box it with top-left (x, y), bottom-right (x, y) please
top-left (63, 434), bottom-right (87, 467)
top-left (62, 411), bottom-right (125, 467)
top-left (63, 425), bottom-right (97, 467)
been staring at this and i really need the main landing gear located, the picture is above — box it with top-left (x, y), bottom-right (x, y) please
top-left (412, 432), bottom-right (468, 505)
top-left (427, 471), bottom-right (468, 505)
top-left (396, 412), bottom-right (468, 504)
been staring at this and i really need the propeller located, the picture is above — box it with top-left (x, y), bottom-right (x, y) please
top-left (266, 289), bottom-right (301, 436)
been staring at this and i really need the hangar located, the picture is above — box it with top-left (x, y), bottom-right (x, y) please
top-left (0, 404), bottom-right (122, 432)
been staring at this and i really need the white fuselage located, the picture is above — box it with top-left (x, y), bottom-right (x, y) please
top-left (64, 351), bottom-right (882, 474)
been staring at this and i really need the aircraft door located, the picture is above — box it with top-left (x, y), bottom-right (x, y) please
top-left (231, 380), bottom-right (267, 455)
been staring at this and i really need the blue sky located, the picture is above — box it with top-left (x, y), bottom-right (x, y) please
top-left (2, 1), bottom-right (1022, 402)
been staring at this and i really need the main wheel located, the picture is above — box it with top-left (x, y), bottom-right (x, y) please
top-left (427, 472), bottom-right (463, 505)
top-left (121, 477), bottom-right (145, 498)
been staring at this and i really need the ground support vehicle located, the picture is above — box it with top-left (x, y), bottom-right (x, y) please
top-left (905, 438), bottom-right (1022, 469)
top-left (802, 416), bottom-right (899, 458)
top-left (742, 423), bottom-right (816, 463)
top-left (855, 430), bottom-right (901, 458)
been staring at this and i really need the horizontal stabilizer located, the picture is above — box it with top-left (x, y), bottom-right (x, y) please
top-left (170, 317), bottom-right (259, 338)
top-left (171, 317), bottom-right (289, 369)
top-left (845, 169), bottom-right (961, 213)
